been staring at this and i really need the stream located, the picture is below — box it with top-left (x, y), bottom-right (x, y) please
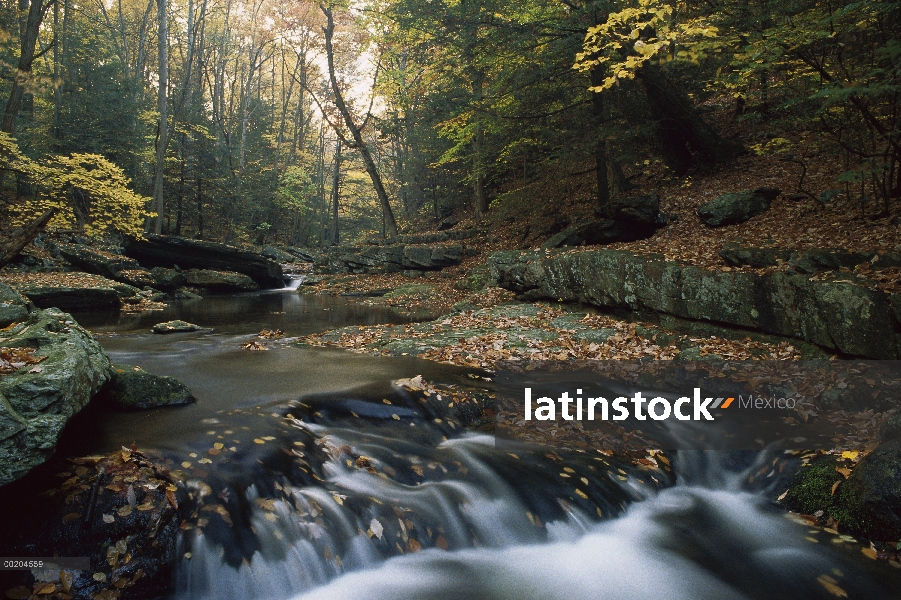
top-left (9, 290), bottom-right (901, 599)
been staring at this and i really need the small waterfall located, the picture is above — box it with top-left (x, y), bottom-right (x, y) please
top-left (174, 384), bottom-right (669, 600)
top-left (282, 275), bottom-right (305, 291)
top-left (172, 381), bottom-right (901, 600)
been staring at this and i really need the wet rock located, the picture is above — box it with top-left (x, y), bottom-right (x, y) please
top-left (150, 267), bottom-right (186, 291)
top-left (487, 248), bottom-right (900, 359)
top-left (184, 269), bottom-right (259, 292)
top-left (100, 364), bottom-right (194, 411)
top-left (2, 450), bottom-right (186, 599)
top-left (0, 283), bottom-right (29, 327)
top-left (151, 320), bottom-right (204, 334)
top-left (0, 309), bottom-right (111, 486)
top-left (124, 234), bottom-right (283, 288)
top-left (698, 187), bottom-right (780, 227)
top-left (834, 439), bottom-right (901, 542)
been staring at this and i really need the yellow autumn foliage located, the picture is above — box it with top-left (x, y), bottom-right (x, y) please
top-left (1, 132), bottom-right (153, 237)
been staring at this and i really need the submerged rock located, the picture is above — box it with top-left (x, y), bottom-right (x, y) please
top-left (0, 309), bottom-right (111, 486)
top-left (101, 364), bottom-right (195, 410)
top-left (151, 320), bottom-right (204, 334)
top-left (698, 187), bottom-right (780, 227)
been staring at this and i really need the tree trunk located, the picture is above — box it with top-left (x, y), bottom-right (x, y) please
top-left (590, 66), bottom-right (611, 217)
top-left (637, 63), bottom-right (742, 175)
top-left (2, 0), bottom-right (45, 135)
top-left (0, 209), bottom-right (55, 269)
top-left (330, 139), bottom-right (342, 246)
top-left (320, 5), bottom-right (398, 237)
top-left (153, 0), bottom-right (169, 234)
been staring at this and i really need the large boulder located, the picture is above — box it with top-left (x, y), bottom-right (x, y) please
top-left (543, 193), bottom-right (664, 249)
top-left (0, 283), bottom-right (29, 327)
top-left (832, 440), bottom-right (901, 542)
top-left (16, 284), bottom-right (122, 312)
top-left (124, 234), bottom-right (283, 288)
top-left (488, 248), bottom-right (901, 359)
top-left (402, 244), bottom-right (464, 269)
top-left (101, 364), bottom-right (195, 410)
top-left (150, 266), bottom-right (186, 291)
top-left (261, 245), bottom-right (297, 263)
top-left (282, 246), bottom-right (322, 263)
top-left (719, 242), bottom-right (792, 268)
top-left (0, 309), bottom-right (112, 486)
top-left (698, 187), bottom-right (780, 227)
top-left (55, 243), bottom-right (144, 281)
top-left (184, 268), bottom-right (260, 292)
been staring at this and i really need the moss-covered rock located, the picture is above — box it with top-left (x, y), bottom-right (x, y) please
top-left (101, 364), bottom-right (195, 410)
top-left (780, 454), bottom-right (845, 516)
top-left (0, 309), bottom-right (112, 486)
top-left (833, 440), bottom-right (901, 542)
top-left (151, 320), bottom-right (204, 334)
top-left (488, 248), bottom-right (900, 359)
top-left (0, 283), bottom-right (29, 327)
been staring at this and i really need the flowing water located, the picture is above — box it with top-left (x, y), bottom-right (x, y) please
top-left (28, 292), bottom-right (901, 599)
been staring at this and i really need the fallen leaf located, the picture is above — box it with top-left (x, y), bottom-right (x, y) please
top-left (368, 518), bottom-right (384, 540)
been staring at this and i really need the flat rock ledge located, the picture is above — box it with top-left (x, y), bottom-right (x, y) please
top-left (487, 248), bottom-right (901, 359)
top-left (0, 304), bottom-right (112, 486)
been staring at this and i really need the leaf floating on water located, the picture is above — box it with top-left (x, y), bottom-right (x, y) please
top-left (407, 538), bottom-right (422, 552)
top-left (575, 489), bottom-right (589, 499)
top-left (816, 574), bottom-right (848, 597)
top-left (102, 513), bottom-right (115, 523)
top-left (253, 439), bottom-right (266, 445)
top-left (93, 573), bottom-right (107, 582)
top-left (831, 480), bottom-right (841, 495)
top-left (181, 461), bottom-right (192, 469)
top-left (835, 467), bottom-right (852, 479)
top-left (861, 546), bottom-right (878, 560)
top-left (117, 505), bottom-right (132, 517)
top-left (213, 443), bottom-right (224, 450)
top-left (62, 512), bottom-right (81, 521)
top-left (368, 518), bottom-right (384, 539)
top-left (435, 534), bottom-right (448, 550)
